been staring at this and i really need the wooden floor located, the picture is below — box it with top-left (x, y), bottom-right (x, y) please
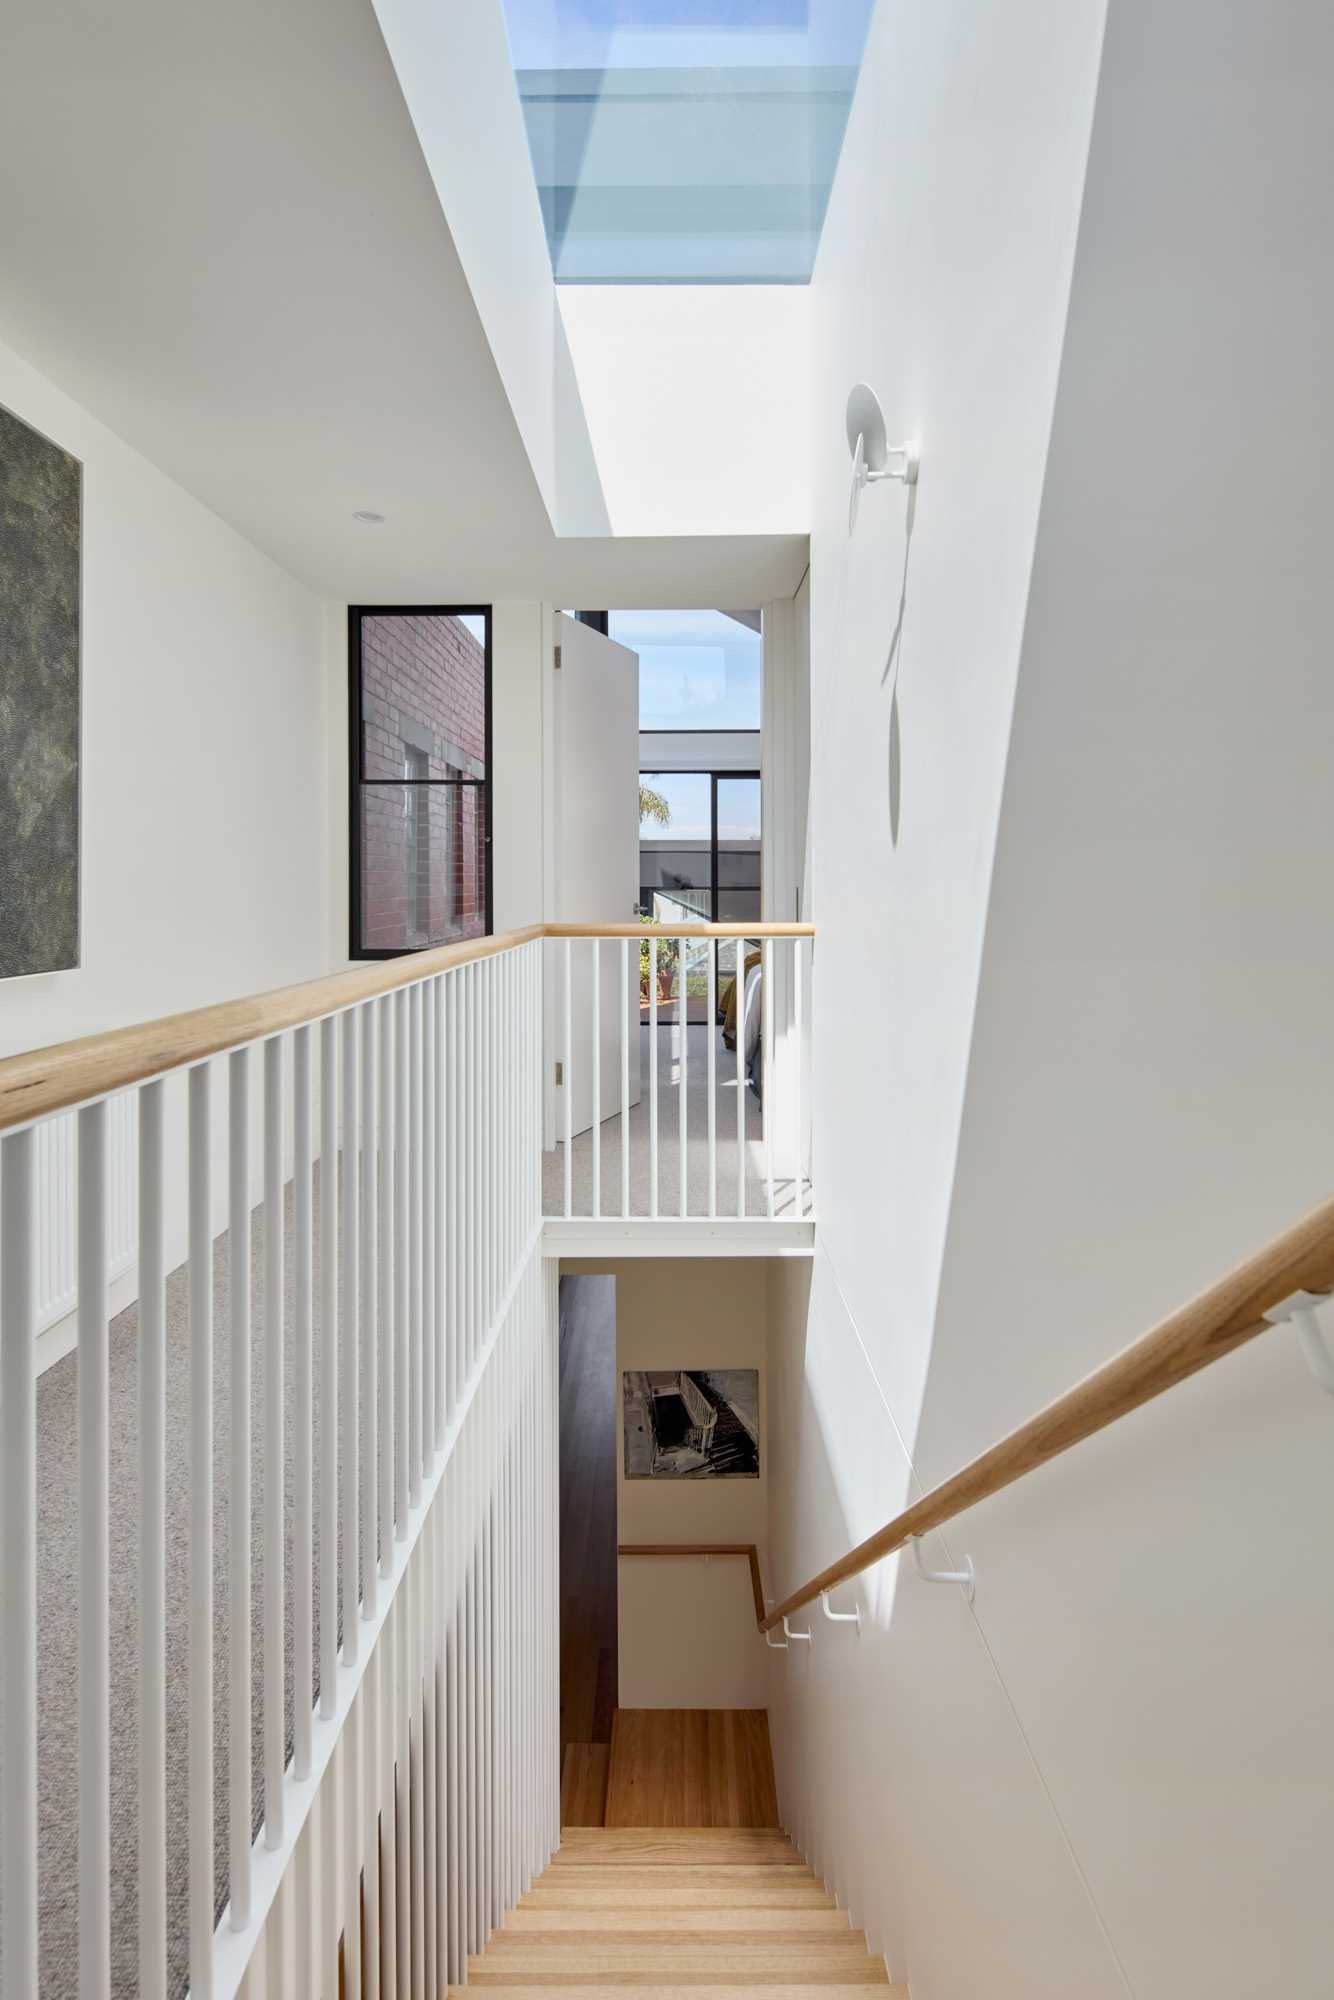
top-left (604, 1710), bottom-right (780, 1829)
top-left (560, 1743), bottom-right (612, 1829)
top-left (559, 1276), bottom-right (619, 1825)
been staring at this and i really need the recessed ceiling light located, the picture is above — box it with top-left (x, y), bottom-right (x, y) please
top-left (353, 509), bottom-right (385, 524)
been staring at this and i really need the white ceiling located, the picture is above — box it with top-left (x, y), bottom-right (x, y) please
top-left (0, 0), bottom-right (807, 606)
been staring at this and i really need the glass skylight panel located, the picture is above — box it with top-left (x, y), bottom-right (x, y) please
top-left (500, 1), bottom-right (874, 282)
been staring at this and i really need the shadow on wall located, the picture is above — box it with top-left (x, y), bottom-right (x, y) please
top-left (879, 480), bottom-right (917, 849)
top-left (763, 1256), bottom-right (920, 1977)
top-left (764, 1251), bottom-right (1149, 1997)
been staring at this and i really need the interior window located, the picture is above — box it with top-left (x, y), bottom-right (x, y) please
top-left (349, 607), bottom-right (491, 958)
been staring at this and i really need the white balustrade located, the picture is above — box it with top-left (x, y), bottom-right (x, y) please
top-left (0, 936), bottom-right (557, 2000)
top-left (550, 929), bottom-right (812, 1224)
top-left (0, 925), bottom-right (804, 1998)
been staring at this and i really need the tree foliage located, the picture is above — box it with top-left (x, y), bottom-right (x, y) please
top-left (639, 781), bottom-right (671, 827)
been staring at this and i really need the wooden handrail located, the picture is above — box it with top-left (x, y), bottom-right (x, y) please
top-left (619, 1543), bottom-right (766, 1629)
top-left (0, 920), bottom-right (813, 1135)
top-left (548, 923), bottom-right (814, 939)
top-left (760, 1190), bottom-right (1334, 1631)
top-left (0, 927), bottom-right (548, 1133)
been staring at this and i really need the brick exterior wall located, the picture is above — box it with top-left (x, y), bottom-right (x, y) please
top-left (357, 612), bottom-right (488, 953)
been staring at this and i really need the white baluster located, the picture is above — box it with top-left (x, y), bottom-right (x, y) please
top-left (227, 1047), bottom-right (252, 1927)
top-left (187, 1066), bottom-right (215, 1998)
top-left (379, 992), bottom-right (395, 1576)
top-left (649, 935), bottom-right (659, 1218)
top-left (620, 937), bottom-right (631, 1218)
top-left (427, 976), bottom-right (440, 1462)
top-left (360, 1000), bottom-right (379, 1622)
top-left (445, 1570), bottom-right (459, 1984)
top-left (341, 1008), bottom-right (360, 1663)
top-left (794, 939), bottom-right (804, 1219)
top-left (489, 955), bottom-right (499, 1322)
top-left (563, 938), bottom-right (573, 1220)
top-left (1, 1127), bottom-right (38, 1997)
top-left (395, 986), bottom-right (410, 1539)
top-left (263, 1034), bottom-right (285, 1847)
top-left (679, 934), bottom-right (688, 1218)
top-left (466, 963), bottom-right (477, 1376)
top-left (293, 1028), bottom-right (315, 1768)
top-left (409, 980), bottom-right (423, 1510)
top-left (736, 939), bottom-right (747, 1218)
top-left (707, 939), bottom-right (717, 1219)
top-left (763, 939), bottom-right (775, 1220)
top-left (138, 1080), bottom-right (167, 1999)
top-left (591, 938), bottom-right (601, 1219)
top-left (506, 951), bottom-right (516, 1271)
top-left (447, 971), bottom-right (460, 1420)
top-left (319, 1019), bottom-right (339, 1708)
top-left (78, 1100), bottom-right (111, 1998)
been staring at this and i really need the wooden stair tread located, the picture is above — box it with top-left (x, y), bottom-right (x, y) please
top-left (501, 1910), bottom-right (854, 1935)
top-left (472, 1716), bottom-right (890, 1993)
top-left (452, 1989), bottom-right (907, 1999)
top-left (500, 1912), bottom-right (856, 1944)
top-left (521, 1877), bottom-right (835, 1909)
top-left (468, 1944), bottom-right (887, 1983)
top-left (554, 1830), bottom-right (804, 1866)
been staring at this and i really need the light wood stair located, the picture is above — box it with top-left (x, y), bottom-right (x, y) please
top-left (453, 1828), bottom-right (903, 1994)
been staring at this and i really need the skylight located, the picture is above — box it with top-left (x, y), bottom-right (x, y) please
top-left (500, 1), bottom-right (874, 283)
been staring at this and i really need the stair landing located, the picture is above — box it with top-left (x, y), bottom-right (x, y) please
top-left (605, 1710), bottom-right (779, 1829)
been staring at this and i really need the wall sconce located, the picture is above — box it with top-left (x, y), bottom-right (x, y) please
top-left (847, 382), bottom-right (918, 531)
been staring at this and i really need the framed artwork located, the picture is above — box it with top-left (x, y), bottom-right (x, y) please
top-left (0, 402), bottom-right (81, 979)
top-left (623, 1368), bottom-right (759, 1479)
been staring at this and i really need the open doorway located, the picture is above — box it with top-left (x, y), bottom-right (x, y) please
top-left (557, 1259), bottom-right (778, 1828)
top-left (558, 1273), bottom-right (619, 1824)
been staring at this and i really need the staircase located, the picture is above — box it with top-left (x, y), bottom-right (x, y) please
top-left (454, 1828), bottom-right (902, 1993)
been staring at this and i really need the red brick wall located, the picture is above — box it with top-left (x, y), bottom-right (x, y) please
top-left (357, 612), bottom-right (488, 953)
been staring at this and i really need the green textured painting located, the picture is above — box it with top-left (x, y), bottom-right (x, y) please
top-left (0, 403), bottom-right (81, 978)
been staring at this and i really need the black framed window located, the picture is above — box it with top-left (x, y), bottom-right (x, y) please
top-left (639, 768), bottom-right (761, 926)
top-left (349, 606), bottom-right (492, 959)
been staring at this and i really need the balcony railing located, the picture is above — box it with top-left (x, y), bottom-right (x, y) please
top-left (544, 923), bottom-right (813, 1228)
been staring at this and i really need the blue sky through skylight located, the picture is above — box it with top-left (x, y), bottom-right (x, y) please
top-left (500, 1), bottom-right (874, 281)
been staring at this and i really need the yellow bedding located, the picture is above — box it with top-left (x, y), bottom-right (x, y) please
top-left (719, 949), bottom-right (762, 1048)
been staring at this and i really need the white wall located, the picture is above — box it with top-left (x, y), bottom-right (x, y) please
top-left (0, 334), bottom-right (331, 1345)
top-left (770, 4), bottom-right (1334, 1998)
top-left (368, 0), bottom-right (577, 533)
top-left (767, 0), bottom-right (1117, 1984)
top-left (0, 338), bottom-right (329, 1059)
top-left (491, 600), bottom-right (552, 934)
top-left (639, 729), bottom-right (761, 774)
top-left (557, 288), bottom-right (810, 538)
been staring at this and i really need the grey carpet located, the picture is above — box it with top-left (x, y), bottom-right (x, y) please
top-left (12, 1162), bottom-right (361, 2000)
top-left (542, 1022), bottom-right (808, 1220)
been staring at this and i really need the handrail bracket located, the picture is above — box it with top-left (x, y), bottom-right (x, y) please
top-left (910, 1536), bottom-right (975, 1604)
top-left (1262, 1288), bottom-right (1334, 1398)
top-left (820, 1590), bottom-right (861, 1633)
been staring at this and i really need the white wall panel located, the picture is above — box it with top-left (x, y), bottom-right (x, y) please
top-left (772, 2), bottom-right (1334, 1996)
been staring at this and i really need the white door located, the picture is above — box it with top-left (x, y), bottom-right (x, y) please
top-left (554, 613), bottom-right (642, 1140)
